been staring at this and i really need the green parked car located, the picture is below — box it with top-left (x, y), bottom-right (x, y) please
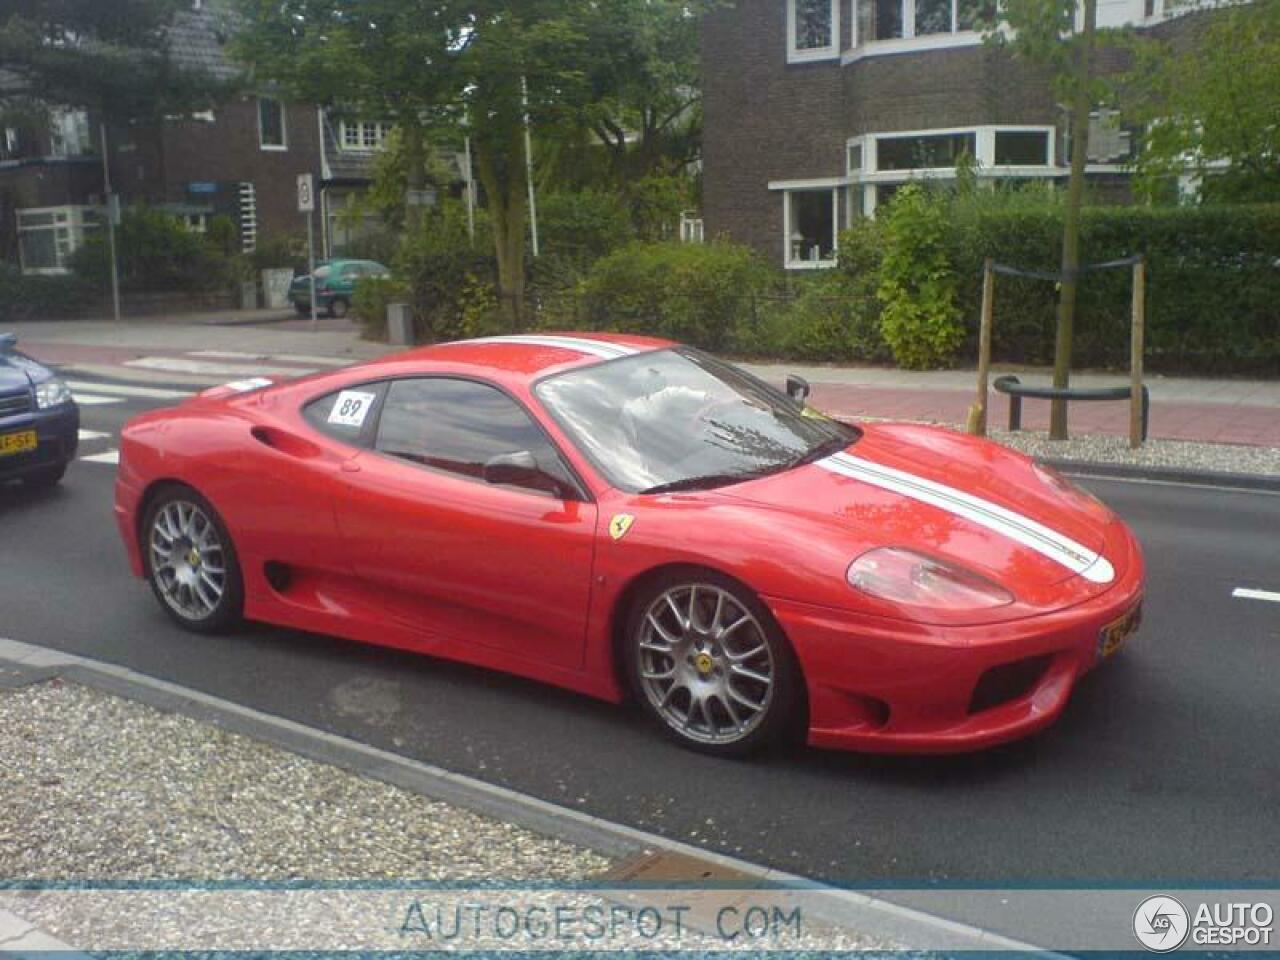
top-left (289, 259), bottom-right (391, 319)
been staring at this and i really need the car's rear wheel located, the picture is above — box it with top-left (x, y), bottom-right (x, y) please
top-left (626, 571), bottom-right (800, 756)
top-left (143, 486), bottom-right (243, 634)
top-left (328, 297), bottom-right (350, 319)
top-left (22, 463), bottom-right (67, 489)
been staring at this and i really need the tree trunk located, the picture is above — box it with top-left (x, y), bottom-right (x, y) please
top-left (474, 130), bottom-right (529, 331)
top-left (401, 116), bottom-right (427, 234)
top-left (1050, 0), bottom-right (1097, 441)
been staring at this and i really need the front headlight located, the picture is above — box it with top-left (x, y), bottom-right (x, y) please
top-left (847, 547), bottom-right (1015, 611)
top-left (35, 378), bottom-right (73, 409)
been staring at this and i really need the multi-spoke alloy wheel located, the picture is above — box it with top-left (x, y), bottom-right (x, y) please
top-left (630, 575), bottom-right (797, 754)
top-left (144, 487), bottom-right (243, 633)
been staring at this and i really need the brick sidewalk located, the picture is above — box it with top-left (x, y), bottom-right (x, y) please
top-left (808, 383), bottom-right (1280, 447)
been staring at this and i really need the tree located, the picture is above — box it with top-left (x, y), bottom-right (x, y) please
top-left (990, 0), bottom-right (1112, 439)
top-left (0, 0), bottom-right (232, 122)
top-left (233, 0), bottom-right (597, 329)
top-left (572, 0), bottom-right (712, 187)
top-left (1125, 0), bottom-right (1280, 203)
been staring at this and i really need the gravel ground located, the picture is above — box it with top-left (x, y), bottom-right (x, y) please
top-left (853, 413), bottom-right (1280, 477)
top-left (0, 680), bottom-right (902, 953)
top-left (991, 430), bottom-right (1280, 476)
top-left (0, 679), bottom-right (609, 884)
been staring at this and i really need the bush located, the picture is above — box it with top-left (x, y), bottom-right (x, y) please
top-left (570, 241), bottom-right (771, 351)
top-left (738, 273), bottom-right (887, 363)
top-left (352, 275), bottom-right (411, 339)
top-left (946, 194), bottom-right (1280, 372)
top-left (0, 264), bottom-right (97, 322)
top-left (71, 207), bottom-right (232, 293)
top-left (365, 201), bottom-right (501, 343)
top-left (538, 190), bottom-right (635, 268)
top-left (876, 184), bottom-right (965, 369)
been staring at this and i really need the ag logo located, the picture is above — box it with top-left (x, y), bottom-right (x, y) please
top-left (609, 514), bottom-right (635, 541)
top-left (1134, 895), bottom-right (1190, 952)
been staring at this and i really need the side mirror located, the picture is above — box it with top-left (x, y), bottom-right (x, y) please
top-left (0, 333), bottom-right (16, 353)
top-left (786, 374), bottom-right (811, 405)
top-left (483, 450), bottom-right (543, 489)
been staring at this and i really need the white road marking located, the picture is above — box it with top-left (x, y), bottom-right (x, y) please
top-left (124, 356), bottom-right (317, 378)
top-left (71, 393), bottom-right (124, 406)
top-left (188, 350), bottom-right (351, 368)
top-left (78, 429), bottom-right (109, 441)
top-left (1233, 588), bottom-right (1280, 604)
top-left (81, 450), bottom-right (120, 465)
top-left (65, 380), bottom-right (193, 400)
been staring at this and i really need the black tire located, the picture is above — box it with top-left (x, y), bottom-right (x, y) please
top-left (22, 463), bottom-right (67, 489)
top-left (624, 568), bottom-right (801, 757)
top-left (294, 301), bottom-right (310, 316)
top-left (142, 484), bottom-right (244, 634)
top-left (328, 297), bottom-right (350, 319)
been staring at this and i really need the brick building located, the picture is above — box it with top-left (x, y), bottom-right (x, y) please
top-left (0, 1), bottom-right (382, 275)
top-left (700, 0), bottom-right (1206, 269)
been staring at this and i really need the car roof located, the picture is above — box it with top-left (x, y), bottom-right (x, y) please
top-left (358, 332), bottom-right (675, 381)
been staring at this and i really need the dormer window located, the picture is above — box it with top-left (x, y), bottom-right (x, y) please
top-left (788, 0), bottom-right (840, 62)
top-left (340, 121), bottom-right (392, 152)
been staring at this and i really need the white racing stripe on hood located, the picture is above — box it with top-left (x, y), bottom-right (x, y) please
top-left (457, 335), bottom-right (639, 360)
top-left (818, 452), bottom-right (1116, 584)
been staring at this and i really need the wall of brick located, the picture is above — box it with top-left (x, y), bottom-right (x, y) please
top-left (701, 0), bottom-right (1213, 266)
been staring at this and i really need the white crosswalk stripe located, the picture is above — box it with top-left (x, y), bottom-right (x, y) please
top-left (66, 380), bottom-right (193, 400)
top-left (72, 392), bottom-right (125, 406)
top-left (125, 356), bottom-right (319, 378)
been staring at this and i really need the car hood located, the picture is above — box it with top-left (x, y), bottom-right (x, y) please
top-left (0, 350), bottom-right (44, 391)
top-left (716, 422), bottom-right (1116, 592)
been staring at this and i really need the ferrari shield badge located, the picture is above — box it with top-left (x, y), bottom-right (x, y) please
top-left (609, 514), bottom-right (636, 541)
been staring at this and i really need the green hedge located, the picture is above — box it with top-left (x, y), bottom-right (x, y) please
top-left (940, 197), bottom-right (1280, 373)
top-left (562, 241), bottom-right (771, 351)
top-left (0, 264), bottom-right (97, 322)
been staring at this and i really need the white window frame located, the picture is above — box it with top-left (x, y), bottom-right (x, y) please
top-left (775, 182), bottom-right (843, 270)
top-left (846, 125), bottom-right (1058, 215)
top-left (16, 205), bottom-right (100, 275)
top-left (844, 0), bottom-right (990, 62)
top-left (339, 120), bottom-right (392, 152)
top-left (787, 0), bottom-right (841, 63)
top-left (258, 97), bottom-right (288, 152)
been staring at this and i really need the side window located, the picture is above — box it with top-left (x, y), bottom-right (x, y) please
top-left (375, 378), bottom-right (579, 498)
top-left (302, 382), bottom-right (387, 446)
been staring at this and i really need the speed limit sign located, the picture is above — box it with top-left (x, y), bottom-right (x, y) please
top-left (297, 173), bottom-right (315, 213)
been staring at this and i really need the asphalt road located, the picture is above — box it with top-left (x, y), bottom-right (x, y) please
top-left (3, 386), bottom-right (1279, 889)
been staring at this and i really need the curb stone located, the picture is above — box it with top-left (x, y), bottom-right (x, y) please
top-left (1047, 458), bottom-right (1280, 493)
top-left (0, 636), bottom-right (1061, 955)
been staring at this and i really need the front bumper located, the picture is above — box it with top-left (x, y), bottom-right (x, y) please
top-left (0, 403), bottom-right (79, 480)
top-left (769, 527), bottom-right (1146, 754)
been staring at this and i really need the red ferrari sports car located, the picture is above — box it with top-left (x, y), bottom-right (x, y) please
top-left (115, 334), bottom-right (1144, 756)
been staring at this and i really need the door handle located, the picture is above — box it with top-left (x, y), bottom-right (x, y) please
top-left (341, 460), bottom-right (362, 473)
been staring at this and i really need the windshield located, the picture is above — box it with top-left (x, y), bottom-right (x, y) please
top-left (536, 348), bottom-right (858, 494)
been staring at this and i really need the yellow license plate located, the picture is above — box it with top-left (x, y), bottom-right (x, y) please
top-left (1099, 601), bottom-right (1142, 660)
top-left (0, 430), bottom-right (37, 458)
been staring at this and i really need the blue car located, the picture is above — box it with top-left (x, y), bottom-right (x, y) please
top-left (0, 334), bottom-right (79, 488)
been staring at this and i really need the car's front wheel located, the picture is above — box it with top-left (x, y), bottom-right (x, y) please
top-left (626, 571), bottom-right (800, 756)
top-left (328, 297), bottom-right (350, 319)
top-left (143, 486), bottom-right (243, 633)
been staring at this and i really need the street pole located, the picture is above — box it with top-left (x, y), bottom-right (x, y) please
top-left (99, 123), bottom-right (121, 323)
top-left (521, 75), bottom-right (539, 258)
top-left (306, 208), bottom-right (318, 333)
